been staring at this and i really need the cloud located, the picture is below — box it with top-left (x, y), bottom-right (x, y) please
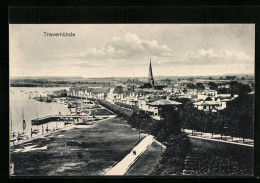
top-left (183, 49), bottom-right (252, 65)
top-left (66, 33), bottom-right (173, 60)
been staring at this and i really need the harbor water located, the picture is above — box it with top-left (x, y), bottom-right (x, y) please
top-left (10, 87), bottom-right (70, 135)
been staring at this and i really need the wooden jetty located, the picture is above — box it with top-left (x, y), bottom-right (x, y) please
top-left (31, 115), bottom-right (95, 125)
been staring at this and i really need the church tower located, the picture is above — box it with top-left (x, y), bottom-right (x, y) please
top-left (148, 58), bottom-right (155, 87)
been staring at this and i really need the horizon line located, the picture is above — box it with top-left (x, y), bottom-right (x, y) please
top-left (10, 73), bottom-right (254, 79)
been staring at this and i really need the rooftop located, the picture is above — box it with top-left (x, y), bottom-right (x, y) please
top-left (149, 99), bottom-right (182, 106)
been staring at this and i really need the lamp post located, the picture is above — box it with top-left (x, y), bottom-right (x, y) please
top-left (161, 142), bottom-right (162, 153)
top-left (139, 125), bottom-right (141, 142)
top-left (224, 126), bottom-right (227, 141)
top-left (137, 111), bottom-right (141, 142)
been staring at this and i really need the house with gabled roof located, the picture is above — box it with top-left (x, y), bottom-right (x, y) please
top-left (137, 95), bottom-right (162, 111)
top-left (148, 99), bottom-right (182, 120)
top-left (193, 96), bottom-right (228, 112)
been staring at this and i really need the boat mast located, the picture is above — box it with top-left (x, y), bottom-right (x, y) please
top-left (22, 108), bottom-right (24, 121)
top-left (10, 112), bottom-right (12, 132)
top-left (22, 108), bottom-right (26, 133)
top-left (37, 112), bottom-right (39, 127)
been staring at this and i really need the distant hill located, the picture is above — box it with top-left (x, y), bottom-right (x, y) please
top-left (10, 76), bottom-right (85, 80)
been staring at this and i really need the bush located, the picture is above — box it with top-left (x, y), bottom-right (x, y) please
top-left (151, 133), bottom-right (191, 175)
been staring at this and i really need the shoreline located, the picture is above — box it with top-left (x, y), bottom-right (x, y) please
top-left (10, 115), bottom-right (116, 148)
top-left (10, 116), bottom-right (146, 176)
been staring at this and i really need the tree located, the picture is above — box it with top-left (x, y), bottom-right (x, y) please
top-left (203, 113), bottom-right (215, 138)
top-left (224, 94), bottom-right (254, 141)
top-left (148, 120), bottom-right (162, 137)
top-left (238, 83), bottom-right (252, 96)
top-left (208, 82), bottom-right (218, 90)
top-left (186, 83), bottom-right (196, 90)
top-left (226, 76), bottom-right (236, 80)
top-left (157, 109), bottom-right (182, 142)
top-left (164, 78), bottom-right (172, 84)
top-left (188, 77), bottom-right (194, 82)
top-left (151, 133), bottom-right (191, 175)
top-left (230, 81), bottom-right (239, 97)
top-left (114, 86), bottom-right (124, 94)
top-left (196, 83), bottom-right (205, 91)
top-left (251, 82), bottom-right (255, 89)
top-left (177, 98), bottom-right (200, 135)
top-left (128, 111), bottom-right (153, 132)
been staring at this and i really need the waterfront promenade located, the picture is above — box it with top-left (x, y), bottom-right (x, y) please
top-left (183, 129), bottom-right (254, 147)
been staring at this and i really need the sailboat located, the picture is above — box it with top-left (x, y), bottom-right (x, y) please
top-left (17, 108), bottom-right (27, 141)
top-left (31, 112), bottom-right (40, 135)
top-left (46, 108), bottom-right (52, 133)
top-left (10, 113), bottom-right (16, 143)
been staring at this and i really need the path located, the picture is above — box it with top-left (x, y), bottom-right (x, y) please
top-left (184, 129), bottom-right (254, 147)
top-left (105, 135), bottom-right (154, 175)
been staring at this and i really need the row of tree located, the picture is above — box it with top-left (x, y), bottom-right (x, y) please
top-left (176, 93), bottom-right (254, 141)
top-left (185, 81), bottom-right (253, 95)
top-left (97, 100), bottom-right (133, 120)
top-left (114, 102), bottom-right (140, 111)
top-left (186, 82), bottom-right (205, 91)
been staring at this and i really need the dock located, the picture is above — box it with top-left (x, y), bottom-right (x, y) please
top-left (31, 115), bottom-right (96, 125)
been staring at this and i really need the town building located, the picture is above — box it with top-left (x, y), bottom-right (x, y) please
top-left (148, 99), bottom-right (182, 120)
top-left (193, 97), bottom-right (228, 112)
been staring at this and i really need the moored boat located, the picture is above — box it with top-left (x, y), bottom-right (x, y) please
top-left (17, 133), bottom-right (27, 141)
top-left (31, 129), bottom-right (40, 135)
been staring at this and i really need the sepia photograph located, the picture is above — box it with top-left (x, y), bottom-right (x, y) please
top-left (9, 24), bottom-right (254, 176)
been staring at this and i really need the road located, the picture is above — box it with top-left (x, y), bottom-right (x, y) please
top-left (105, 135), bottom-right (154, 175)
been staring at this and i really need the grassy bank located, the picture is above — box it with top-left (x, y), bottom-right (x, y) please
top-left (125, 142), bottom-right (163, 175)
top-left (189, 138), bottom-right (253, 176)
top-left (10, 117), bottom-right (146, 176)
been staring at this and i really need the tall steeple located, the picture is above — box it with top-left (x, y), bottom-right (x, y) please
top-left (148, 58), bottom-right (155, 87)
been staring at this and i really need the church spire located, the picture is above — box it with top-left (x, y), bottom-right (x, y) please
top-left (148, 58), bottom-right (154, 87)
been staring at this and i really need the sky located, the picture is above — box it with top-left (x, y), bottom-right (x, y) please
top-left (9, 24), bottom-right (255, 78)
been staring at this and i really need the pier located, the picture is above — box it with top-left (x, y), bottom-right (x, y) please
top-left (31, 115), bottom-right (97, 125)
